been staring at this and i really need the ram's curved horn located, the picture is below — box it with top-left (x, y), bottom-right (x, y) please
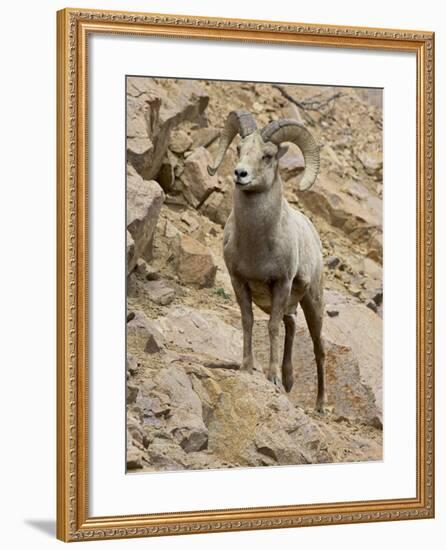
top-left (207, 110), bottom-right (257, 176)
top-left (261, 119), bottom-right (320, 191)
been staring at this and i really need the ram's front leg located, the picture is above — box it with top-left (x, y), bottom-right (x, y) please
top-left (231, 275), bottom-right (254, 373)
top-left (267, 279), bottom-right (292, 388)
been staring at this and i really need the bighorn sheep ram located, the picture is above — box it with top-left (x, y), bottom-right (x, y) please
top-left (208, 110), bottom-right (326, 412)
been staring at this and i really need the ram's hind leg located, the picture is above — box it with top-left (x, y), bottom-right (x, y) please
top-left (282, 313), bottom-right (297, 392)
top-left (300, 291), bottom-right (326, 412)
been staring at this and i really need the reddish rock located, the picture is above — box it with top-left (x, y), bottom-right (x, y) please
top-left (173, 234), bottom-right (217, 288)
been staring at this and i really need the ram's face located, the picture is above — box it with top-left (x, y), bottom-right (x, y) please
top-left (233, 133), bottom-right (287, 192)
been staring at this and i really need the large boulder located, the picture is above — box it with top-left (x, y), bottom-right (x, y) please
top-left (157, 366), bottom-right (209, 453)
top-left (253, 317), bottom-right (382, 427)
top-left (291, 329), bottom-right (382, 428)
top-left (158, 307), bottom-right (242, 364)
top-left (297, 173), bottom-right (382, 258)
top-left (126, 164), bottom-right (164, 271)
top-left (323, 290), bottom-right (383, 412)
top-left (202, 368), bottom-right (317, 466)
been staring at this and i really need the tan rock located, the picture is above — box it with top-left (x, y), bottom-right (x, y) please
top-left (127, 414), bottom-right (146, 448)
top-left (191, 127), bottom-right (220, 149)
top-left (200, 188), bottom-right (233, 227)
top-left (157, 366), bottom-right (208, 453)
top-left (127, 383), bottom-right (139, 404)
top-left (146, 280), bottom-right (175, 306)
top-left (127, 310), bottom-right (165, 355)
top-left (127, 354), bottom-right (138, 376)
top-left (156, 306), bottom-right (242, 364)
top-left (169, 129), bottom-right (193, 154)
top-left (195, 367), bottom-right (345, 466)
top-left (163, 220), bottom-right (181, 239)
top-left (320, 290), bottom-right (382, 413)
top-left (179, 147), bottom-right (218, 207)
top-left (126, 230), bottom-right (136, 273)
top-left (127, 137), bottom-right (153, 156)
top-left (126, 164), bottom-right (165, 265)
top-left (126, 94), bottom-right (155, 159)
top-left (323, 144), bottom-right (344, 169)
top-left (255, 425), bottom-right (309, 464)
top-left (252, 314), bottom-right (382, 427)
top-left (207, 139), bottom-right (238, 182)
top-left (126, 443), bottom-right (144, 470)
top-left (173, 234), bottom-right (217, 287)
top-left (281, 101), bottom-right (304, 123)
top-left (135, 258), bottom-right (159, 280)
top-left (294, 329), bottom-right (381, 427)
top-left (367, 232), bottom-right (383, 263)
top-left (180, 211), bottom-right (200, 233)
top-left (143, 440), bottom-right (187, 471)
top-left (355, 88), bottom-right (383, 108)
top-left (297, 173), bottom-right (382, 254)
top-left (357, 150), bottom-right (383, 178)
top-left (342, 180), bottom-right (369, 201)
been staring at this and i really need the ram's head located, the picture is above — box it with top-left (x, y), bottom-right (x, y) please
top-left (208, 110), bottom-right (320, 192)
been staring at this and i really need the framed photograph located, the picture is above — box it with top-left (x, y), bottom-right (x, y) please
top-left (57, 7), bottom-right (435, 542)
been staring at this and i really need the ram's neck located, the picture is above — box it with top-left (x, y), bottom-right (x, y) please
top-left (232, 174), bottom-right (283, 238)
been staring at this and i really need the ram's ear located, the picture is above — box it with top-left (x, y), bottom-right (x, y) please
top-left (276, 144), bottom-right (288, 159)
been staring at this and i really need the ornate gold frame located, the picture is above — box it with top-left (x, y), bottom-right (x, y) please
top-left (57, 7), bottom-right (435, 542)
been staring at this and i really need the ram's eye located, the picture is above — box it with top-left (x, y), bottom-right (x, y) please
top-left (236, 144), bottom-right (241, 155)
top-left (262, 153), bottom-right (273, 161)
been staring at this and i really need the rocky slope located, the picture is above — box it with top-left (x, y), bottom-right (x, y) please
top-left (126, 76), bottom-right (383, 472)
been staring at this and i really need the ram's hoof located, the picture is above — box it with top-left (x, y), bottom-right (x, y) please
top-left (315, 395), bottom-right (327, 414)
top-left (240, 358), bottom-right (254, 374)
top-left (267, 373), bottom-right (282, 390)
top-left (283, 375), bottom-right (294, 393)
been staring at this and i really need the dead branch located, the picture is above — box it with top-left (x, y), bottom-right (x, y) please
top-left (273, 85), bottom-right (343, 125)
